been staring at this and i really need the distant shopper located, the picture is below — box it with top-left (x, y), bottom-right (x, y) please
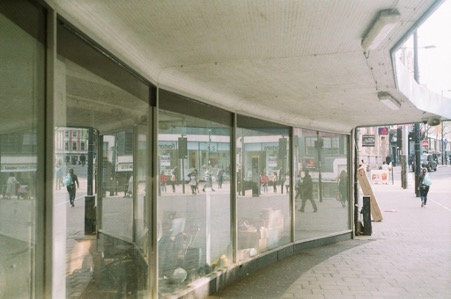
top-left (299, 170), bottom-right (318, 213)
top-left (6, 173), bottom-right (20, 199)
top-left (55, 161), bottom-right (64, 190)
top-left (216, 166), bottom-right (224, 189)
top-left (360, 159), bottom-right (370, 172)
top-left (160, 170), bottom-right (168, 193)
top-left (126, 175), bottom-right (133, 197)
top-left (271, 171), bottom-right (278, 193)
top-left (295, 176), bottom-right (303, 200)
top-left (381, 162), bottom-right (389, 184)
top-left (170, 169), bottom-right (176, 192)
top-left (418, 167), bottom-right (431, 207)
top-left (65, 168), bottom-right (79, 207)
top-left (260, 172), bottom-right (269, 193)
top-left (202, 168), bottom-right (215, 192)
top-left (188, 169), bottom-right (199, 194)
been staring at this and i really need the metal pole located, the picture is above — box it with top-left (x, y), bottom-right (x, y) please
top-left (413, 30), bottom-right (421, 197)
top-left (442, 121), bottom-right (444, 165)
top-left (317, 131), bottom-right (323, 202)
top-left (87, 128), bottom-right (94, 195)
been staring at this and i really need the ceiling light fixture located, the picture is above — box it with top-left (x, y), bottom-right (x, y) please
top-left (362, 10), bottom-right (400, 51)
top-left (378, 92), bottom-right (401, 110)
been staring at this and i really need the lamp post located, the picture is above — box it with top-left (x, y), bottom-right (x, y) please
top-left (413, 30), bottom-right (421, 197)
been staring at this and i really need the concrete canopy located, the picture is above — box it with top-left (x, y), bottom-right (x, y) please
top-left (52, 0), bottom-right (449, 133)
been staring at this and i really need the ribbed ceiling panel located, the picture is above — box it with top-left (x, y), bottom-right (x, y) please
top-left (54, 0), bottom-right (443, 132)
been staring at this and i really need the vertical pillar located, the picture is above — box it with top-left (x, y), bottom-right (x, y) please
top-left (362, 196), bottom-right (372, 236)
top-left (401, 125), bottom-right (408, 189)
top-left (413, 30), bottom-right (421, 197)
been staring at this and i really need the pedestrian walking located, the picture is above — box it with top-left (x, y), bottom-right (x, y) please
top-left (271, 171), bottom-right (278, 193)
top-left (260, 172), bottom-right (269, 193)
top-left (216, 166), bottom-right (224, 189)
top-left (160, 170), bottom-right (168, 193)
top-left (294, 176), bottom-right (302, 200)
top-left (188, 169), bottom-right (199, 194)
top-left (202, 168), bottom-right (215, 192)
top-left (55, 161), bottom-right (64, 190)
top-left (418, 167), bottom-right (432, 207)
top-left (170, 169), bottom-right (176, 192)
top-left (65, 168), bottom-right (79, 207)
top-left (299, 170), bottom-right (317, 213)
top-left (5, 172), bottom-right (20, 199)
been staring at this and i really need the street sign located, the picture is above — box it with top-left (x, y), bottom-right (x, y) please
top-left (362, 134), bottom-right (375, 147)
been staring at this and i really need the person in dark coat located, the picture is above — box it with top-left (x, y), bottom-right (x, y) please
top-left (66, 168), bottom-right (79, 207)
top-left (299, 170), bottom-right (317, 213)
top-left (418, 167), bottom-right (431, 207)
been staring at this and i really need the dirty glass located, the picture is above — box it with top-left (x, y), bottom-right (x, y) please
top-left (56, 21), bottom-right (151, 298)
top-left (0, 2), bottom-right (45, 298)
top-left (157, 90), bottom-right (232, 296)
top-left (236, 115), bottom-right (291, 261)
top-left (293, 128), bottom-right (350, 240)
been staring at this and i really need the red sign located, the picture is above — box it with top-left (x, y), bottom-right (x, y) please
top-left (378, 127), bottom-right (389, 135)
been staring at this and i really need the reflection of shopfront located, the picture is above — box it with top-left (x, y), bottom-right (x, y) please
top-left (243, 143), bottom-right (280, 178)
top-left (115, 155), bottom-right (133, 195)
top-left (158, 141), bottom-right (177, 172)
top-left (0, 157), bottom-right (37, 198)
top-left (159, 138), bottom-right (230, 180)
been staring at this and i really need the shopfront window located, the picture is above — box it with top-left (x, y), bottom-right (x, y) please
top-left (158, 90), bottom-right (232, 295)
top-left (236, 116), bottom-right (291, 260)
top-left (56, 21), bottom-right (152, 298)
top-left (293, 128), bottom-right (350, 240)
top-left (0, 2), bottom-right (45, 298)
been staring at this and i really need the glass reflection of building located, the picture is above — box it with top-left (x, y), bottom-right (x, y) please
top-left (0, 2), bottom-right (351, 298)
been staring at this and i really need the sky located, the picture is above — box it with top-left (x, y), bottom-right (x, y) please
top-left (417, 0), bottom-right (451, 97)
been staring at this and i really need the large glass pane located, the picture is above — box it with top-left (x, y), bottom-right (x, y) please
top-left (0, 2), bottom-right (45, 298)
top-left (158, 91), bottom-right (232, 296)
top-left (294, 128), bottom-right (350, 240)
top-left (236, 116), bottom-right (290, 261)
top-left (56, 22), bottom-right (151, 298)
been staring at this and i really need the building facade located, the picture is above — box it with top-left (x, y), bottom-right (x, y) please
top-left (9, 1), bottom-right (449, 298)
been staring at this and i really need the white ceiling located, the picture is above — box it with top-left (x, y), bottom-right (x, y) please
top-left (52, 0), bottom-right (447, 133)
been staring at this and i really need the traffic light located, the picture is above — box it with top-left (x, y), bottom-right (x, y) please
top-left (314, 139), bottom-right (323, 149)
top-left (278, 138), bottom-right (287, 159)
top-left (178, 137), bottom-right (187, 158)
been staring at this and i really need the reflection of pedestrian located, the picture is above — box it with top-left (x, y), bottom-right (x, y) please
top-left (299, 170), bottom-right (317, 213)
top-left (216, 166), bottom-right (224, 189)
top-left (6, 173), bottom-right (20, 199)
top-left (360, 159), bottom-right (368, 171)
top-left (127, 175), bottom-right (133, 197)
top-left (418, 168), bottom-right (431, 207)
top-left (160, 170), bottom-right (167, 192)
top-left (260, 173), bottom-right (269, 193)
top-left (55, 161), bottom-right (64, 190)
top-left (188, 169), bottom-right (199, 194)
top-left (381, 162), bottom-right (389, 184)
top-left (202, 168), bottom-right (215, 192)
top-left (295, 176), bottom-right (302, 199)
top-left (337, 170), bottom-right (348, 207)
top-left (66, 168), bottom-right (79, 207)
top-left (170, 170), bottom-right (176, 192)
top-left (271, 172), bottom-right (278, 193)
top-left (279, 170), bottom-right (286, 194)
top-left (284, 172), bottom-right (290, 193)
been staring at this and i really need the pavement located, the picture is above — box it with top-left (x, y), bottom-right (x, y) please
top-left (208, 165), bottom-right (451, 299)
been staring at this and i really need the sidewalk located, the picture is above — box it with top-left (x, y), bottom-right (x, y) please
top-left (209, 168), bottom-right (451, 298)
